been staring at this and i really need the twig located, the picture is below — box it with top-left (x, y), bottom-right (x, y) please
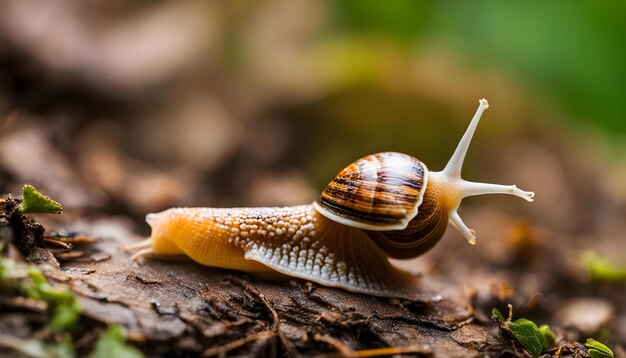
top-left (53, 251), bottom-right (86, 261)
top-left (238, 279), bottom-right (299, 357)
top-left (312, 334), bottom-right (354, 357)
top-left (313, 334), bottom-right (429, 358)
top-left (350, 346), bottom-right (430, 357)
top-left (202, 330), bottom-right (274, 357)
top-left (42, 237), bottom-right (73, 249)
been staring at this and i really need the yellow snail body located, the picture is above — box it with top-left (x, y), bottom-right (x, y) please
top-left (130, 99), bottom-right (534, 299)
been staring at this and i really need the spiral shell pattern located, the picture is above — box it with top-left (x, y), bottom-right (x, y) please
top-left (317, 152), bottom-right (428, 230)
top-left (368, 184), bottom-right (448, 259)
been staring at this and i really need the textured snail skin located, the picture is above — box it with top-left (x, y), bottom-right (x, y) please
top-left (144, 205), bottom-right (417, 298)
top-left (132, 98), bottom-right (535, 299)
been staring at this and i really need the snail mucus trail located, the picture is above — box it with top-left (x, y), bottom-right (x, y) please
top-left (128, 99), bottom-right (534, 299)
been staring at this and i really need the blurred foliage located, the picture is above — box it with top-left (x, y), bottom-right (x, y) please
top-left (0, 334), bottom-right (74, 358)
top-left (27, 269), bottom-right (82, 332)
top-left (90, 325), bottom-right (143, 358)
top-left (0, 255), bottom-right (82, 332)
top-left (332, 0), bottom-right (626, 135)
top-left (581, 251), bottom-right (626, 283)
top-left (334, 1), bottom-right (431, 43)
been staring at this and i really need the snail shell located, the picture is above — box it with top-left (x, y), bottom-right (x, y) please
top-left (315, 152), bottom-right (427, 230)
top-left (314, 152), bottom-right (447, 259)
top-left (131, 99), bottom-right (535, 299)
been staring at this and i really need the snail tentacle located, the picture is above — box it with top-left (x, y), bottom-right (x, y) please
top-left (441, 98), bottom-right (489, 177)
top-left (459, 181), bottom-right (535, 202)
top-left (448, 209), bottom-right (476, 245)
top-left (429, 98), bottom-right (534, 244)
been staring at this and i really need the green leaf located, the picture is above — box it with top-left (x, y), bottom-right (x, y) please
top-left (27, 268), bottom-right (82, 331)
top-left (586, 338), bottom-right (614, 358)
top-left (508, 318), bottom-right (543, 357)
top-left (47, 335), bottom-right (75, 358)
top-left (17, 184), bottom-right (63, 214)
top-left (28, 268), bottom-right (48, 287)
top-left (581, 251), bottom-right (626, 283)
top-left (90, 325), bottom-right (143, 358)
top-left (0, 334), bottom-right (75, 358)
top-left (0, 334), bottom-right (48, 358)
top-left (3, 264), bottom-right (82, 332)
top-left (492, 308), bottom-right (505, 323)
top-left (50, 301), bottom-right (82, 332)
top-left (539, 324), bottom-right (556, 350)
top-left (0, 257), bottom-right (14, 281)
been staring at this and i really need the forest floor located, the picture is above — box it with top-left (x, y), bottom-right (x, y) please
top-left (1, 184), bottom-right (624, 357)
top-left (1, 2), bottom-right (625, 356)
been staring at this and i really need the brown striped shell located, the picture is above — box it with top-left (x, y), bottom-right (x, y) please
top-left (313, 152), bottom-right (429, 231)
top-left (366, 183), bottom-right (448, 258)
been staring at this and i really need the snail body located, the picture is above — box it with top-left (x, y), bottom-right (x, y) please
top-left (131, 99), bottom-right (534, 298)
top-left (144, 205), bottom-right (416, 297)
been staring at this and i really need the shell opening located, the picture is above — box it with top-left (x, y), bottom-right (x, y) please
top-left (313, 201), bottom-right (409, 231)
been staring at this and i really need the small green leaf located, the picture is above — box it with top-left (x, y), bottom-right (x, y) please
top-left (28, 268), bottom-right (48, 287)
top-left (47, 335), bottom-right (75, 358)
top-left (50, 300), bottom-right (82, 332)
top-left (2, 264), bottom-right (82, 332)
top-left (539, 324), bottom-right (556, 350)
top-left (27, 268), bottom-right (82, 331)
top-left (492, 308), bottom-right (505, 323)
top-left (508, 318), bottom-right (543, 357)
top-left (586, 338), bottom-right (614, 358)
top-left (581, 251), bottom-right (626, 283)
top-left (90, 325), bottom-right (143, 358)
top-left (0, 335), bottom-right (48, 358)
top-left (0, 334), bottom-right (75, 358)
top-left (17, 184), bottom-right (63, 214)
top-left (0, 257), bottom-right (13, 281)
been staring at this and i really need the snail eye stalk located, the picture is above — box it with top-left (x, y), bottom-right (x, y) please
top-left (434, 98), bottom-right (535, 245)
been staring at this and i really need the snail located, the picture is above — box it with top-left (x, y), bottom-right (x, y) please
top-left (129, 99), bottom-right (534, 299)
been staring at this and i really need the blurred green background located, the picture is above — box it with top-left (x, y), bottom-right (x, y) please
top-left (334, 0), bottom-right (626, 134)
